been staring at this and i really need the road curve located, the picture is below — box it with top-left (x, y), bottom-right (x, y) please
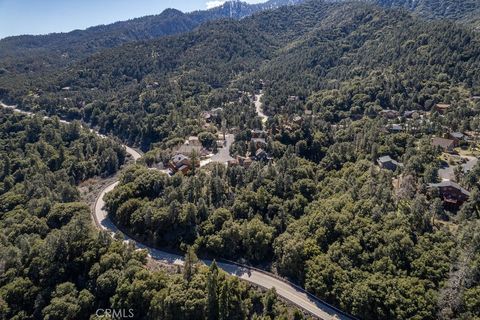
top-left (254, 92), bottom-right (268, 127)
top-left (2, 102), bottom-right (355, 320)
top-left (94, 173), bottom-right (354, 320)
top-left (95, 150), bottom-right (355, 320)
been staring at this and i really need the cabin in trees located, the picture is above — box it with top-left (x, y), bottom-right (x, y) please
top-left (255, 148), bottom-right (269, 161)
top-left (435, 103), bottom-right (451, 114)
top-left (428, 181), bottom-right (470, 208)
top-left (404, 110), bottom-right (419, 118)
top-left (386, 124), bottom-right (403, 133)
top-left (187, 136), bottom-right (201, 147)
top-left (251, 129), bottom-right (267, 138)
top-left (449, 132), bottom-right (466, 146)
top-left (379, 109), bottom-right (400, 119)
top-left (201, 107), bottom-right (223, 123)
top-left (293, 115), bottom-right (303, 124)
top-left (377, 156), bottom-right (403, 172)
top-left (432, 137), bottom-right (455, 153)
top-left (228, 156), bottom-right (253, 169)
top-left (169, 154), bottom-right (191, 174)
top-left (251, 138), bottom-right (267, 148)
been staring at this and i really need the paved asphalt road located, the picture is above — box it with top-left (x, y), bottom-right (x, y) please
top-left (438, 155), bottom-right (478, 181)
top-left (254, 92), bottom-right (268, 127)
top-left (94, 172), bottom-right (353, 320)
top-left (94, 146), bottom-right (355, 320)
top-left (210, 133), bottom-right (235, 163)
top-left (2, 102), bottom-right (355, 320)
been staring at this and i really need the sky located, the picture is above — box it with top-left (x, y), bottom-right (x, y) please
top-left (0, 0), bottom-right (266, 39)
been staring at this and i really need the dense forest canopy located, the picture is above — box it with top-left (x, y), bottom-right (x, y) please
top-left (0, 110), bottom-right (305, 320)
top-left (367, 0), bottom-right (480, 26)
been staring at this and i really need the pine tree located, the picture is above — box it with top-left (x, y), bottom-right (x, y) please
top-left (207, 260), bottom-right (219, 320)
top-left (219, 281), bottom-right (229, 320)
top-left (183, 247), bottom-right (198, 282)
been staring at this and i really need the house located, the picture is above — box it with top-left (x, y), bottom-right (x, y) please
top-left (236, 156), bottom-right (253, 169)
top-left (404, 110), bottom-right (419, 119)
top-left (387, 124), bottom-right (403, 133)
top-left (435, 103), bottom-right (451, 114)
top-left (251, 138), bottom-right (267, 148)
top-left (379, 109), bottom-right (400, 119)
top-left (293, 115), bottom-right (303, 124)
top-left (175, 143), bottom-right (207, 158)
top-left (428, 181), bottom-right (470, 208)
top-left (169, 154), bottom-right (191, 174)
top-left (288, 95), bottom-right (300, 102)
top-left (449, 132), bottom-right (465, 146)
top-left (255, 148), bottom-right (268, 161)
top-left (432, 137), bottom-right (455, 153)
top-left (202, 111), bottom-right (212, 123)
top-left (251, 129), bottom-right (267, 138)
top-left (187, 136), bottom-right (201, 147)
top-left (377, 156), bottom-right (403, 172)
top-left (304, 110), bottom-right (313, 116)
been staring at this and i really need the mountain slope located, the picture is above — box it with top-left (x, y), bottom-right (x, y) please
top-left (339, 0), bottom-right (480, 27)
top-left (1, 1), bottom-right (479, 146)
top-left (0, 0), bottom-right (305, 75)
top-left (2, 2), bottom-right (480, 319)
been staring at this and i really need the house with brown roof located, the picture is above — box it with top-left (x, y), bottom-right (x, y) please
top-left (428, 181), bottom-right (470, 208)
top-left (169, 154), bottom-right (191, 174)
top-left (251, 138), bottom-right (267, 148)
top-left (435, 103), bottom-right (451, 114)
top-left (432, 137), bottom-right (455, 153)
top-left (379, 109), bottom-right (400, 119)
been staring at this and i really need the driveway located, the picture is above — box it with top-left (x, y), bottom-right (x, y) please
top-left (438, 155), bottom-right (478, 181)
top-left (210, 133), bottom-right (235, 164)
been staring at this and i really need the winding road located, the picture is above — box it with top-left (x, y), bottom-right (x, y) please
top-left (2, 101), bottom-right (355, 320)
top-left (254, 92), bottom-right (268, 127)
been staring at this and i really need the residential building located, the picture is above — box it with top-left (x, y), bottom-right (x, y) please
top-left (387, 124), bottom-right (403, 133)
top-left (251, 138), bottom-right (267, 148)
top-left (377, 156), bottom-right (403, 172)
top-left (435, 103), bottom-right (451, 114)
top-left (251, 129), bottom-right (267, 138)
top-left (432, 137), bottom-right (455, 153)
top-left (379, 109), bottom-right (400, 119)
top-left (187, 136), bottom-right (201, 147)
top-left (169, 154), bottom-right (191, 174)
top-left (255, 148), bottom-right (268, 161)
top-left (428, 181), bottom-right (470, 208)
top-left (449, 132), bottom-right (465, 146)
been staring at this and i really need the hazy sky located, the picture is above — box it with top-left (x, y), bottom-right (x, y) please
top-left (0, 0), bottom-right (266, 39)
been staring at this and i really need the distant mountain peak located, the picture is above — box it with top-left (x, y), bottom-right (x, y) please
top-left (208, 0), bottom-right (306, 19)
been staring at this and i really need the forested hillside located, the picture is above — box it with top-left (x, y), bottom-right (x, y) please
top-left (0, 110), bottom-right (304, 320)
top-left (0, 0), bottom-right (304, 76)
top-left (2, 1), bottom-right (480, 319)
top-left (369, 0), bottom-right (480, 26)
top-left (1, 1), bottom-right (479, 148)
